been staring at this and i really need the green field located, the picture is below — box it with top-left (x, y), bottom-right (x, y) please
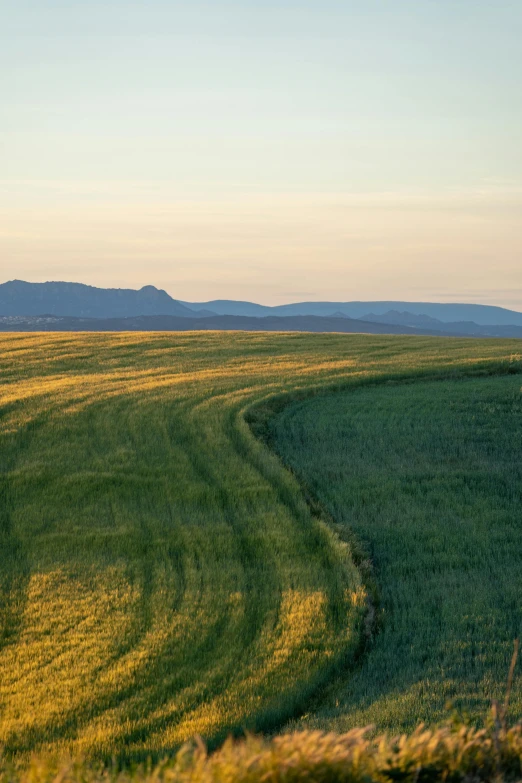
top-left (270, 375), bottom-right (522, 732)
top-left (0, 332), bottom-right (520, 759)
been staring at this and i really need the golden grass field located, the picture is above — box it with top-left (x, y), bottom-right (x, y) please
top-left (0, 331), bottom-right (521, 762)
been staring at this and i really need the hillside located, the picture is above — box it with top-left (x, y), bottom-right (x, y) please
top-left (0, 332), bottom-right (520, 760)
top-left (0, 280), bottom-right (210, 318)
top-left (0, 313), bottom-right (460, 336)
top-left (3, 312), bottom-right (522, 338)
top-left (182, 298), bottom-right (522, 327)
top-left (3, 281), bottom-right (522, 330)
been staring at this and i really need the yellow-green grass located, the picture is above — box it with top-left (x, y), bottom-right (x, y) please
top-left (3, 720), bottom-right (522, 783)
top-left (270, 375), bottom-right (522, 733)
top-left (0, 331), bottom-right (520, 759)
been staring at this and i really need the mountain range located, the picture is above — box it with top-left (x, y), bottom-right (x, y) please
top-left (2, 280), bottom-right (522, 338)
top-left (0, 279), bottom-right (213, 319)
top-left (180, 298), bottom-right (522, 326)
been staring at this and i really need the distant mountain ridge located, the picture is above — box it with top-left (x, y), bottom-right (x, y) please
top-left (0, 313), bottom-right (468, 336)
top-left (3, 312), bottom-right (522, 338)
top-left (181, 298), bottom-right (522, 326)
top-left (0, 280), bottom-right (211, 319)
top-left (359, 310), bottom-right (445, 328)
top-left (357, 310), bottom-right (522, 336)
top-left (2, 280), bottom-right (522, 335)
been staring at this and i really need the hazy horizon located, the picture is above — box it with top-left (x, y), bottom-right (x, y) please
top-left (2, 2), bottom-right (521, 308)
top-left (4, 277), bottom-right (522, 314)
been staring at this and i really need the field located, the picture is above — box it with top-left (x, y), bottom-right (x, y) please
top-left (271, 375), bottom-right (522, 732)
top-left (0, 331), bottom-right (521, 761)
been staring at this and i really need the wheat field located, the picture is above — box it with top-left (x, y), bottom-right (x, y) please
top-left (271, 374), bottom-right (522, 732)
top-left (0, 331), bottom-right (520, 759)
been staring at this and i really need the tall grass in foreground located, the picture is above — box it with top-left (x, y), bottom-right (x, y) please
top-left (2, 715), bottom-right (522, 783)
top-left (0, 332), bottom-right (521, 758)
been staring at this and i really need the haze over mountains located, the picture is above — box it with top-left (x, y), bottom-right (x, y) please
top-left (0, 279), bottom-right (212, 319)
top-left (181, 298), bottom-right (522, 326)
top-left (2, 280), bottom-right (522, 338)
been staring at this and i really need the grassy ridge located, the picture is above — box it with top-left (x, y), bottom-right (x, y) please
top-left (0, 332), bottom-right (520, 757)
top-left (271, 375), bottom-right (522, 732)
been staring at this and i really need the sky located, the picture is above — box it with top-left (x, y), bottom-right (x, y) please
top-left (1, 1), bottom-right (521, 307)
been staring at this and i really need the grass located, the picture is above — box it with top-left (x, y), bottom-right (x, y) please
top-left (2, 719), bottom-right (522, 783)
top-left (0, 331), bottom-right (521, 760)
top-left (270, 374), bottom-right (522, 733)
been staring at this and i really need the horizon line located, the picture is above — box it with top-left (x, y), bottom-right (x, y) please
top-left (3, 278), bottom-right (522, 315)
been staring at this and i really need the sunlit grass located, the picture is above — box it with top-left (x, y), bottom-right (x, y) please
top-left (2, 719), bottom-right (522, 783)
top-left (0, 331), bottom-right (520, 758)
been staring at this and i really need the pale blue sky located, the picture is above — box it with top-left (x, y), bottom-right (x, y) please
top-left (2, 1), bottom-right (521, 305)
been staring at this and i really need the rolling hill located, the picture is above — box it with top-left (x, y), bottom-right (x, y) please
top-left (0, 280), bottom-right (212, 319)
top-left (181, 298), bottom-right (522, 327)
top-left (0, 312), bottom-right (460, 336)
top-left (1, 332), bottom-right (521, 760)
top-left (3, 280), bottom-right (522, 331)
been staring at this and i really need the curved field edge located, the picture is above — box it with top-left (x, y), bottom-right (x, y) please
top-left (241, 358), bottom-right (522, 726)
top-left (252, 371), bottom-right (522, 733)
top-left (0, 333), bottom-right (521, 760)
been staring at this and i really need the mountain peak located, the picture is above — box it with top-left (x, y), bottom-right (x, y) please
top-left (0, 280), bottom-right (197, 318)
